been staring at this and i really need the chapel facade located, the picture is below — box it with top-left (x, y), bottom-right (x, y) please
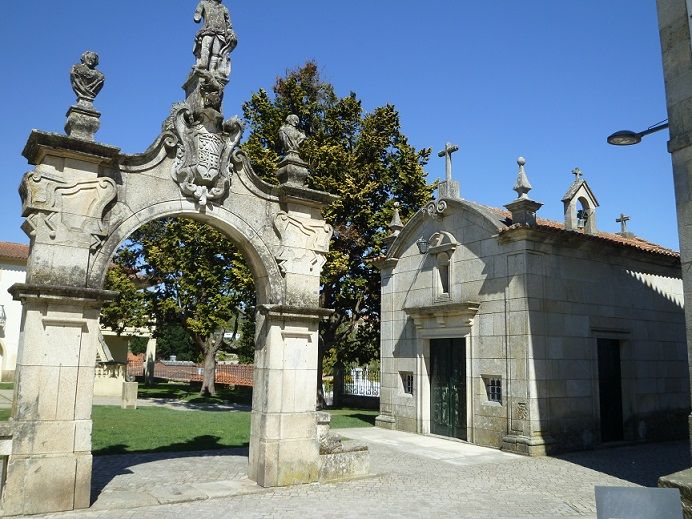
top-left (376, 156), bottom-right (689, 455)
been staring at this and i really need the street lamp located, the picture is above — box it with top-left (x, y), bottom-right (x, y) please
top-left (607, 120), bottom-right (669, 146)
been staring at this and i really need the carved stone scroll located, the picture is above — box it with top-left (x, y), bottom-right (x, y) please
top-left (19, 171), bottom-right (117, 250)
top-left (273, 212), bottom-right (333, 275)
top-left (425, 200), bottom-right (448, 220)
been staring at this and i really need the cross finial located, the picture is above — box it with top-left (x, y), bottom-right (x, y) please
top-left (616, 213), bottom-right (631, 234)
top-left (572, 167), bottom-right (583, 181)
top-left (438, 142), bottom-right (460, 182)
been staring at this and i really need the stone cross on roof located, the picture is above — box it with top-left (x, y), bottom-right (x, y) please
top-left (616, 213), bottom-right (631, 234)
top-left (572, 167), bottom-right (583, 181)
top-left (436, 142), bottom-right (461, 200)
top-left (438, 142), bottom-right (459, 183)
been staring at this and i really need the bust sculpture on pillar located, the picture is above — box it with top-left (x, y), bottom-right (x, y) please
top-left (277, 114), bottom-right (310, 187)
top-left (65, 51), bottom-right (105, 141)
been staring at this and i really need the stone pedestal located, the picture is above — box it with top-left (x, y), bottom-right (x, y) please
top-left (182, 69), bottom-right (228, 115)
top-left (121, 381), bottom-right (138, 409)
top-left (1, 284), bottom-right (114, 516)
top-left (248, 305), bottom-right (330, 487)
top-left (65, 102), bottom-right (101, 142)
top-left (277, 153), bottom-right (310, 187)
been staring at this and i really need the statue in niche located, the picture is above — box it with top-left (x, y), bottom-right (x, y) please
top-left (193, 0), bottom-right (237, 79)
top-left (70, 51), bottom-right (104, 105)
top-left (279, 114), bottom-right (306, 155)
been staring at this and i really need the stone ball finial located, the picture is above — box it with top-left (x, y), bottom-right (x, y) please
top-left (513, 155), bottom-right (532, 199)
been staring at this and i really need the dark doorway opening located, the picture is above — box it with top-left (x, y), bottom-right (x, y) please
top-left (597, 338), bottom-right (624, 442)
top-left (430, 338), bottom-right (466, 440)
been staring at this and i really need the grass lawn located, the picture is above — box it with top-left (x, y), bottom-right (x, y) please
top-left (0, 409), bottom-right (10, 421)
top-left (0, 383), bottom-right (14, 390)
top-left (92, 405), bottom-right (376, 455)
top-left (137, 382), bottom-right (253, 406)
top-left (328, 408), bottom-right (378, 428)
top-left (92, 405), bottom-right (251, 455)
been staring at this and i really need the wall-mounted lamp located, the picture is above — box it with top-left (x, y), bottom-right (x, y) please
top-left (0, 305), bottom-right (6, 328)
top-left (607, 120), bottom-right (669, 146)
top-left (416, 237), bottom-right (429, 255)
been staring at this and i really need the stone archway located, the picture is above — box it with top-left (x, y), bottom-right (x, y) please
top-left (3, 5), bottom-right (337, 516)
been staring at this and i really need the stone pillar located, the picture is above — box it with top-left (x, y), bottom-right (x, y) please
top-left (1, 284), bottom-right (113, 516)
top-left (657, 0), bottom-right (692, 456)
top-left (657, 2), bottom-right (692, 515)
top-left (248, 305), bottom-right (331, 487)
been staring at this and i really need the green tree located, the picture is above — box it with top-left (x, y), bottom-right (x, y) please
top-left (101, 217), bottom-right (255, 396)
top-left (242, 62), bottom-right (434, 405)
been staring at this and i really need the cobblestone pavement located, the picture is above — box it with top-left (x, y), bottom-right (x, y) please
top-left (30, 429), bottom-right (688, 519)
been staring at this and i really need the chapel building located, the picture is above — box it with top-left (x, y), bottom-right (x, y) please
top-left (376, 155), bottom-right (689, 455)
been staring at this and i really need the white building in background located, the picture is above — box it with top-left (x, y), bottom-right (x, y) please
top-left (0, 241), bottom-right (155, 393)
top-left (0, 242), bottom-right (28, 381)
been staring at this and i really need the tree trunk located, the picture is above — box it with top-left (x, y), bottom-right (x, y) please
top-left (200, 345), bottom-right (217, 396)
top-left (316, 335), bottom-right (327, 410)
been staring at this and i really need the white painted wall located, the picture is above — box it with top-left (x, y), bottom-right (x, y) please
top-left (0, 261), bottom-right (27, 379)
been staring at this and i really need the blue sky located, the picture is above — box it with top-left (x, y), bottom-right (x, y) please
top-left (0, 1), bottom-right (676, 248)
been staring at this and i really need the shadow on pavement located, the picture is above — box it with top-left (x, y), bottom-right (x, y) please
top-left (555, 441), bottom-right (688, 487)
top-left (91, 442), bottom-right (249, 504)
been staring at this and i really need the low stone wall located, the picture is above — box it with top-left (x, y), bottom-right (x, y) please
top-left (319, 445), bottom-right (370, 482)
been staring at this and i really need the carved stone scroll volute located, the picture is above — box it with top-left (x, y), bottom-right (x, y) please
top-left (19, 171), bottom-right (117, 250)
top-left (273, 211), bottom-right (333, 275)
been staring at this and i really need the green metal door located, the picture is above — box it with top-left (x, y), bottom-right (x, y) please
top-left (430, 338), bottom-right (466, 440)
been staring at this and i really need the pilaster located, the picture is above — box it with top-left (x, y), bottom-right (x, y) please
top-left (1, 284), bottom-right (114, 516)
top-left (248, 305), bottom-right (332, 487)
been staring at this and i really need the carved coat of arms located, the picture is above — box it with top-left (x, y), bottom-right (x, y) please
top-left (168, 103), bottom-right (243, 206)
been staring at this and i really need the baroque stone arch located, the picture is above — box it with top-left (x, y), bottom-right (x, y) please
top-left (4, 5), bottom-right (340, 514)
top-left (88, 202), bottom-right (284, 306)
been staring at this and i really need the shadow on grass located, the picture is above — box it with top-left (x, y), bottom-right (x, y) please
top-left (93, 434), bottom-right (249, 456)
top-left (91, 436), bottom-right (249, 503)
top-left (345, 413), bottom-right (376, 426)
top-left (137, 382), bottom-right (253, 406)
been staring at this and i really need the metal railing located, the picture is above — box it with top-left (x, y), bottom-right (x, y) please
top-left (126, 358), bottom-right (254, 387)
top-left (342, 367), bottom-right (380, 397)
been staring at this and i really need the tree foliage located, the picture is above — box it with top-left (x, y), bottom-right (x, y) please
top-left (242, 62), bottom-right (434, 396)
top-left (101, 62), bottom-right (434, 403)
top-left (101, 217), bottom-right (255, 395)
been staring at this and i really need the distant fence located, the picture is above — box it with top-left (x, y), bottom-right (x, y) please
top-left (342, 367), bottom-right (380, 397)
top-left (127, 357), bottom-right (253, 386)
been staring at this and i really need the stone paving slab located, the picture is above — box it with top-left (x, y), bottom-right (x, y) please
top-left (23, 429), bottom-right (689, 519)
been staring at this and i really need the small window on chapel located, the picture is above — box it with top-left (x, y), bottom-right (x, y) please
top-left (400, 372), bottom-right (414, 395)
top-left (483, 376), bottom-right (502, 405)
top-left (437, 252), bottom-right (450, 295)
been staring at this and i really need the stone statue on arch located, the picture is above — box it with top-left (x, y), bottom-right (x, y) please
top-left (193, 0), bottom-right (238, 80)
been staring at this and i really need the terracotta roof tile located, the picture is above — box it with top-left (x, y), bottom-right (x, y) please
top-left (0, 242), bottom-right (29, 261)
top-left (481, 205), bottom-right (679, 258)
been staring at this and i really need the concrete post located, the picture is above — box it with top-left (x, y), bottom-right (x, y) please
top-left (1, 285), bottom-right (113, 516)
